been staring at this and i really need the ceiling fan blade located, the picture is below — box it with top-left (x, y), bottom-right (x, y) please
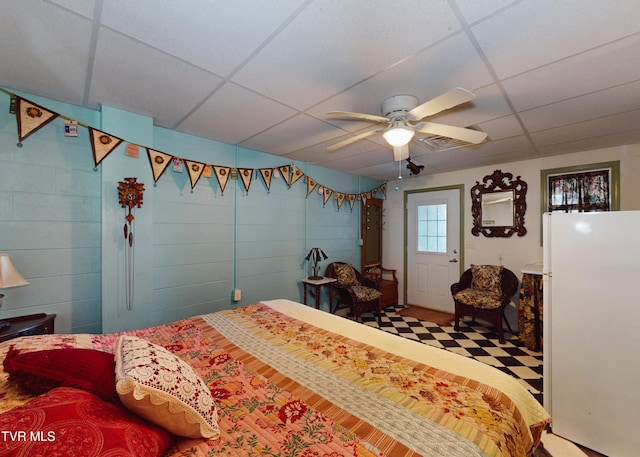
top-left (416, 121), bottom-right (488, 144)
top-left (393, 145), bottom-right (409, 161)
top-left (408, 87), bottom-right (475, 120)
top-left (327, 111), bottom-right (389, 123)
top-left (327, 128), bottom-right (382, 152)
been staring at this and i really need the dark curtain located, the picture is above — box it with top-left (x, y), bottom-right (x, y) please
top-left (548, 169), bottom-right (610, 212)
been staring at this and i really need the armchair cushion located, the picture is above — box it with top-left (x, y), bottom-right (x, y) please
top-left (350, 285), bottom-right (382, 302)
top-left (470, 264), bottom-right (503, 294)
top-left (334, 263), bottom-right (360, 286)
top-left (453, 288), bottom-right (502, 309)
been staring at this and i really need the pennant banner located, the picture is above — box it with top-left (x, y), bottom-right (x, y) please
top-left (306, 176), bottom-right (318, 197)
top-left (146, 148), bottom-right (174, 183)
top-left (16, 97), bottom-right (58, 143)
top-left (291, 165), bottom-right (304, 185)
top-left (323, 187), bottom-right (333, 206)
top-left (348, 194), bottom-right (357, 210)
top-left (3, 91), bottom-right (386, 203)
top-left (278, 165), bottom-right (291, 187)
top-left (259, 168), bottom-right (273, 192)
top-left (213, 166), bottom-right (231, 194)
top-left (185, 160), bottom-right (205, 190)
top-left (238, 168), bottom-right (253, 194)
top-left (89, 128), bottom-right (124, 167)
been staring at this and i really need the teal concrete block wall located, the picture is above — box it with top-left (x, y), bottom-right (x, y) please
top-left (0, 89), bottom-right (383, 332)
top-left (0, 90), bottom-right (102, 333)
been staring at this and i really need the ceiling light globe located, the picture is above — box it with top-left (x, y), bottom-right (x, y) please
top-left (383, 126), bottom-right (415, 147)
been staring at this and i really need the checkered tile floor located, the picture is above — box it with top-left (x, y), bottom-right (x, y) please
top-left (355, 305), bottom-right (544, 404)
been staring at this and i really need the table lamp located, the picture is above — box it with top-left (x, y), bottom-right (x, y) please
top-left (305, 247), bottom-right (328, 280)
top-left (0, 254), bottom-right (30, 328)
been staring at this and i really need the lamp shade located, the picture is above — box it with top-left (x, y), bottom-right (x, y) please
top-left (383, 122), bottom-right (415, 147)
top-left (0, 254), bottom-right (30, 289)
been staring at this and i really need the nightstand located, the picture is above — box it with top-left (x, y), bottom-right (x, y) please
top-left (0, 313), bottom-right (56, 342)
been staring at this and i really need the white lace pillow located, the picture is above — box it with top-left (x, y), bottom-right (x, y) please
top-left (115, 335), bottom-right (219, 439)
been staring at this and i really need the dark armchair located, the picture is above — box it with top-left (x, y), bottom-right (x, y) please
top-left (325, 262), bottom-right (382, 323)
top-left (451, 265), bottom-right (518, 344)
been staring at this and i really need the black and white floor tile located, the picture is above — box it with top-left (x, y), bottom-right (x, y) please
top-left (355, 305), bottom-right (544, 405)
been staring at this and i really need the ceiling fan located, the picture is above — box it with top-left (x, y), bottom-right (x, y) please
top-left (327, 88), bottom-right (487, 160)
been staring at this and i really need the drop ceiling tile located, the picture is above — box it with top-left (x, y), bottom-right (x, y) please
top-left (530, 110), bottom-right (640, 148)
top-left (0, 2), bottom-right (93, 105)
top-left (476, 115), bottom-right (524, 141)
top-left (240, 114), bottom-right (339, 155)
top-left (308, 33), bottom-right (495, 125)
top-left (537, 130), bottom-right (640, 158)
top-left (232, 0), bottom-right (462, 110)
top-left (519, 79), bottom-right (640, 133)
top-left (89, 27), bottom-right (223, 127)
top-left (503, 33), bottom-right (640, 112)
top-left (472, 0), bottom-right (640, 79)
top-left (99, 0), bottom-right (302, 76)
top-left (454, 0), bottom-right (521, 24)
top-left (178, 82), bottom-right (298, 145)
top-left (51, 0), bottom-right (96, 19)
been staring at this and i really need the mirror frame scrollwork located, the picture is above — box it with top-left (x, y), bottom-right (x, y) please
top-left (471, 169), bottom-right (527, 238)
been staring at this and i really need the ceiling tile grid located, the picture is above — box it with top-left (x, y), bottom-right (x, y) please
top-left (1, 0), bottom-right (639, 180)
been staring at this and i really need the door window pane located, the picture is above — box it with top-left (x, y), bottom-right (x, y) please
top-left (417, 203), bottom-right (447, 253)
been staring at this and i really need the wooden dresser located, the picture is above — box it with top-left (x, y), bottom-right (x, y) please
top-left (0, 313), bottom-right (56, 342)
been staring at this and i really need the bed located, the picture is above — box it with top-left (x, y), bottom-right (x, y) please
top-left (0, 299), bottom-right (550, 456)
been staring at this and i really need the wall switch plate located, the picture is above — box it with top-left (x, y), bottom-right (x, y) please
top-left (233, 289), bottom-right (241, 301)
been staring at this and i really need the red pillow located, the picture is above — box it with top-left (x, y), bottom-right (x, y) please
top-left (3, 347), bottom-right (118, 402)
top-left (0, 387), bottom-right (173, 457)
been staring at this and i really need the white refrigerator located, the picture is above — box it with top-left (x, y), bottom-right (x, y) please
top-left (543, 211), bottom-right (640, 456)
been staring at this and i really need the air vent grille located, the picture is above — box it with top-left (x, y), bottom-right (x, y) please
top-left (416, 126), bottom-right (487, 152)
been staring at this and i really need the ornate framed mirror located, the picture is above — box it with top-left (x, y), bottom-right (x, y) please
top-left (471, 169), bottom-right (527, 237)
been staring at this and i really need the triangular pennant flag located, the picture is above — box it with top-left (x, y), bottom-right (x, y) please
top-left (278, 165), bottom-right (291, 187)
top-left (336, 192), bottom-right (345, 210)
top-left (213, 166), bottom-right (231, 194)
top-left (16, 97), bottom-right (58, 143)
top-left (184, 160), bottom-right (205, 190)
top-left (306, 176), bottom-right (318, 197)
top-left (146, 148), bottom-right (173, 183)
top-left (380, 183), bottom-right (387, 197)
top-left (89, 128), bottom-right (124, 167)
top-left (348, 194), bottom-right (357, 210)
top-left (290, 165), bottom-right (304, 185)
top-left (323, 187), bottom-right (333, 206)
top-left (259, 168), bottom-right (273, 192)
top-left (238, 168), bottom-right (253, 194)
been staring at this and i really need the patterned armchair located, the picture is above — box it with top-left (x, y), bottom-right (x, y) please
top-left (451, 265), bottom-right (518, 344)
top-left (325, 262), bottom-right (382, 323)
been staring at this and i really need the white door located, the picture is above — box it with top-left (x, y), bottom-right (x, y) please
top-left (406, 188), bottom-right (461, 312)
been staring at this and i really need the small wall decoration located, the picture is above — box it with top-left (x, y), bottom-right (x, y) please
top-left (118, 178), bottom-right (145, 310)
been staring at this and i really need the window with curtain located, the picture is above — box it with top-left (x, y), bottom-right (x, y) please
top-left (542, 161), bottom-right (620, 215)
top-left (548, 169), bottom-right (610, 212)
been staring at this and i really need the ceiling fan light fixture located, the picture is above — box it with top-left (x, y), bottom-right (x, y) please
top-left (383, 121), bottom-right (415, 147)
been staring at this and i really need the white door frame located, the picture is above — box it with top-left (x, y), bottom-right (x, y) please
top-left (403, 185), bottom-right (465, 306)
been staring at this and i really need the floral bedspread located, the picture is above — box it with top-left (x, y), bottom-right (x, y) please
top-left (1, 303), bottom-right (549, 457)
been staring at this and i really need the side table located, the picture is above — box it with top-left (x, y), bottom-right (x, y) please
top-left (301, 277), bottom-right (337, 310)
top-left (0, 313), bottom-right (57, 343)
top-left (519, 264), bottom-right (543, 351)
